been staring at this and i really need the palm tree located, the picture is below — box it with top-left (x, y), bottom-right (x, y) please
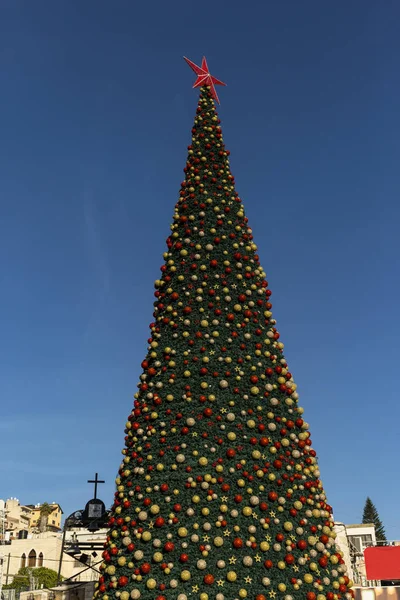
top-left (37, 503), bottom-right (54, 533)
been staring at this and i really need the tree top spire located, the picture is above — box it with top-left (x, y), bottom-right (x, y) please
top-left (184, 56), bottom-right (226, 104)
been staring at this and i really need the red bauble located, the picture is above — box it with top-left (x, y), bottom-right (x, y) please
top-left (320, 534), bottom-right (329, 545)
top-left (203, 574), bottom-right (215, 585)
top-left (164, 541), bottom-right (175, 552)
top-left (140, 563), bottom-right (151, 574)
top-left (233, 537), bottom-right (243, 549)
top-left (318, 556), bottom-right (328, 568)
top-left (264, 560), bottom-right (273, 569)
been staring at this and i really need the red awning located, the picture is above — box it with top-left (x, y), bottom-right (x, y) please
top-left (365, 546), bottom-right (400, 580)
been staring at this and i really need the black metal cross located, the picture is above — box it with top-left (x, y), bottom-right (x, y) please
top-left (87, 473), bottom-right (105, 499)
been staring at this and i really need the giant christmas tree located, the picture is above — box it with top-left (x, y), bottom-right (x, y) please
top-left (95, 58), bottom-right (353, 600)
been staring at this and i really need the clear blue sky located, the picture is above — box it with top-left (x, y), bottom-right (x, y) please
top-left (1, 0), bottom-right (399, 538)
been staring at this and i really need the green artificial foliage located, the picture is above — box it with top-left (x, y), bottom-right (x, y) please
top-left (94, 86), bottom-right (354, 600)
top-left (362, 497), bottom-right (387, 542)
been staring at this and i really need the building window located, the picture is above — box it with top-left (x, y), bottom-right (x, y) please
top-left (361, 534), bottom-right (373, 547)
top-left (21, 554), bottom-right (26, 569)
top-left (348, 536), bottom-right (361, 552)
top-left (38, 552), bottom-right (44, 567)
top-left (348, 534), bottom-right (373, 553)
top-left (28, 549), bottom-right (37, 567)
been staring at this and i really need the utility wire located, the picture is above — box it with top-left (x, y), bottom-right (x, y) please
top-left (3, 555), bottom-right (100, 563)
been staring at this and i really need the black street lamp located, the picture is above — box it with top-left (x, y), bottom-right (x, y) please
top-left (56, 474), bottom-right (109, 585)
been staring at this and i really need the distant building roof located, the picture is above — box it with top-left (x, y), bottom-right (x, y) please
top-left (16, 502), bottom-right (63, 513)
top-left (346, 523), bottom-right (375, 529)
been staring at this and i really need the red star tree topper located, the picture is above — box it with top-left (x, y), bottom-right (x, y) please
top-left (184, 56), bottom-right (226, 104)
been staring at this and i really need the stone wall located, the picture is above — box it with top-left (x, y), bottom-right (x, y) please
top-left (354, 587), bottom-right (400, 599)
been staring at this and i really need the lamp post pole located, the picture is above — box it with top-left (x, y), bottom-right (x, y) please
top-left (57, 523), bottom-right (68, 586)
top-left (5, 553), bottom-right (11, 585)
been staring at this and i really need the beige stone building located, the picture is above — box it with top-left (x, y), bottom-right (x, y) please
top-left (1, 533), bottom-right (67, 585)
top-left (334, 521), bottom-right (354, 580)
top-left (28, 504), bottom-right (63, 532)
top-left (1, 529), bottom-right (107, 587)
top-left (3, 499), bottom-right (32, 539)
top-left (345, 523), bottom-right (377, 586)
top-left (1, 499), bottom-right (63, 541)
top-left (19, 581), bottom-right (96, 600)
